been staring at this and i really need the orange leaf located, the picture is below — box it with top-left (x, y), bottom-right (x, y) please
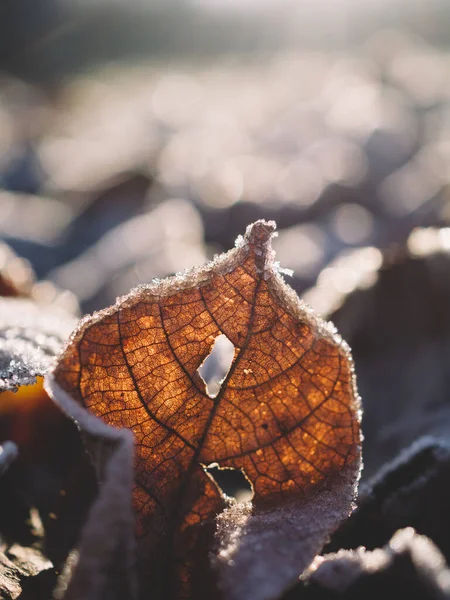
top-left (48, 220), bottom-right (361, 600)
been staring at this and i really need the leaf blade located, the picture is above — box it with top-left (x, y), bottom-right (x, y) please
top-left (50, 219), bottom-right (362, 600)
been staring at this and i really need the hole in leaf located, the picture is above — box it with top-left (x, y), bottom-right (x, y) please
top-left (206, 465), bottom-right (253, 503)
top-left (198, 334), bottom-right (235, 398)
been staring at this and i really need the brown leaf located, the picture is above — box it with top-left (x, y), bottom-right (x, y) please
top-left (48, 220), bottom-right (361, 600)
top-left (213, 462), bottom-right (359, 600)
top-left (305, 228), bottom-right (450, 479)
top-left (41, 383), bottom-right (138, 600)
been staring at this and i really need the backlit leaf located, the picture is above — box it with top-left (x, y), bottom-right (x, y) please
top-left (48, 220), bottom-right (361, 600)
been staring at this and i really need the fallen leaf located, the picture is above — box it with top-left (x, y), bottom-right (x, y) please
top-left (305, 228), bottom-right (450, 479)
top-left (48, 220), bottom-right (361, 600)
top-left (38, 385), bottom-right (137, 600)
top-left (328, 437), bottom-right (450, 563)
top-left (0, 299), bottom-right (91, 581)
top-left (0, 544), bottom-right (53, 600)
top-left (0, 298), bottom-right (77, 392)
top-left (295, 528), bottom-right (450, 600)
top-left (213, 464), bottom-right (359, 600)
top-left (0, 299), bottom-right (132, 600)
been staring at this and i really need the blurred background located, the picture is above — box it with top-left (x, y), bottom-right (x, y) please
top-left (3, 0), bottom-right (450, 482)
top-left (1, 0), bottom-right (450, 312)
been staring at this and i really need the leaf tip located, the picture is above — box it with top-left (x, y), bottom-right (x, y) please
top-left (243, 220), bottom-right (277, 248)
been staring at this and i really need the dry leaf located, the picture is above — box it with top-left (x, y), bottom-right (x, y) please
top-left (301, 528), bottom-right (450, 599)
top-left (0, 299), bottom-right (84, 598)
top-left (0, 544), bottom-right (53, 600)
top-left (0, 298), bottom-right (77, 392)
top-left (328, 437), bottom-right (450, 563)
top-left (48, 220), bottom-right (361, 600)
top-left (306, 229), bottom-right (450, 479)
top-left (213, 463), bottom-right (359, 600)
top-left (40, 383), bottom-right (137, 600)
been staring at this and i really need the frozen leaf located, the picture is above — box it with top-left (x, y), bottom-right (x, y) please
top-left (42, 383), bottom-right (138, 600)
top-left (0, 298), bottom-right (77, 392)
top-left (48, 220), bottom-right (361, 600)
top-left (0, 299), bottom-right (86, 571)
top-left (0, 376), bottom-right (90, 552)
top-left (328, 437), bottom-right (450, 563)
top-left (312, 231), bottom-right (450, 478)
top-left (299, 528), bottom-right (450, 600)
top-left (213, 462), bottom-right (358, 600)
top-left (0, 544), bottom-right (53, 600)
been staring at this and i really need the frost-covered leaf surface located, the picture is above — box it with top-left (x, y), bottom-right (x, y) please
top-left (213, 464), bottom-right (357, 600)
top-left (48, 220), bottom-right (361, 600)
top-left (0, 298), bottom-right (77, 392)
top-left (0, 299), bottom-right (87, 598)
top-left (328, 438), bottom-right (450, 562)
top-left (302, 528), bottom-right (450, 599)
top-left (43, 381), bottom-right (137, 600)
top-left (321, 238), bottom-right (450, 480)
